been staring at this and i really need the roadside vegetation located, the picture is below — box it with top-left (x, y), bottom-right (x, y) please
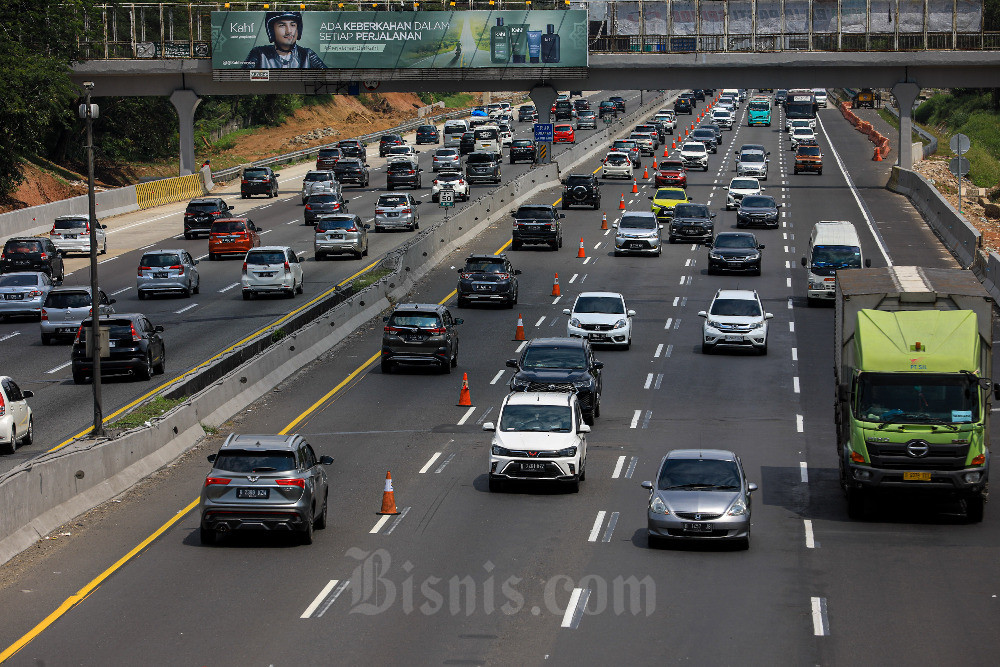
top-left (913, 89), bottom-right (1000, 188)
top-left (111, 396), bottom-right (185, 430)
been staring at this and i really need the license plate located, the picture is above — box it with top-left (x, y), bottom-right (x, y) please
top-left (236, 488), bottom-right (271, 499)
top-left (474, 284), bottom-right (492, 291)
top-left (387, 212), bottom-right (399, 217)
top-left (65, 234), bottom-right (78, 239)
top-left (683, 522), bottom-right (713, 532)
top-left (520, 462), bottom-right (546, 471)
top-left (223, 236), bottom-right (235, 243)
top-left (59, 327), bottom-right (75, 333)
top-left (331, 234), bottom-right (344, 239)
top-left (154, 272), bottom-right (168, 278)
top-left (404, 334), bottom-right (424, 342)
top-left (107, 340), bottom-right (116, 347)
top-left (728, 262), bottom-right (743, 267)
top-left (903, 471), bottom-right (932, 482)
top-left (589, 333), bottom-right (608, 340)
top-left (725, 334), bottom-right (743, 342)
top-left (4, 294), bottom-right (23, 300)
top-left (257, 272), bottom-right (274, 278)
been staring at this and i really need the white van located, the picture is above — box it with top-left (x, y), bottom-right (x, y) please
top-left (443, 119), bottom-right (469, 148)
top-left (722, 89), bottom-right (740, 101)
top-left (813, 88), bottom-right (828, 108)
top-left (474, 125), bottom-right (502, 155)
top-left (801, 221), bottom-right (871, 305)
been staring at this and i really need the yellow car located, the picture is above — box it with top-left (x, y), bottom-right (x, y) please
top-left (649, 187), bottom-right (690, 219)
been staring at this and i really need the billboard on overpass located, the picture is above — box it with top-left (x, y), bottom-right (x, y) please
top-left (211, 10), bottom-right (588, 70)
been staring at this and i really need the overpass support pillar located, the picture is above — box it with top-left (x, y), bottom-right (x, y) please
top-left (529, 84), bottom-right (558, 125)
top-left (891, 82), bottom-right (920, 171)
top-left (170, 89), bottom-right (202, 176)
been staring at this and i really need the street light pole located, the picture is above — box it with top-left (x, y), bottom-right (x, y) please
top-left (80, 82), bottom-right (103, 437)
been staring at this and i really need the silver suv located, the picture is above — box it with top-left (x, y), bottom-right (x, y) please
top-left (200, 433), bottom-right (334, 545)
top-left (40, 286), bottom-right (115, 345)
top-left (49, 215), bottom-right (107, 256)
top-left (374, 193), bottom-right (421, 232)
top-left (314, 214), bottom-right (369, 260)
top-left (136, 249), bottom-right (200, 299)
top-left (300, 170), bottom-right (342, 204)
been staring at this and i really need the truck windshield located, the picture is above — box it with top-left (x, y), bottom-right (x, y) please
top-left (811, 245), bottom-right (861, 269)
top-left (856, 374), bottom-right (979, 424)
top-left (785, 102), bottom-right (816, 119)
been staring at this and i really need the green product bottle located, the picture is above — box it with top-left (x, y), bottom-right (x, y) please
top-left (490, 18), bottom-right (510, 64)
top-left (509, 23), bottom-right (529, 64)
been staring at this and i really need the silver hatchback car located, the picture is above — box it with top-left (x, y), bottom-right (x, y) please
top-left (136, 249), bottom-right (200, 299)
top-left (374, 193), bottom-right (421, 232)
top-left (0, 272), bottom-right (54, 320)
top-left (432, 147), bottom-right (461, 172)
top-left (40, 286), bottom-right (115, 344)
top-left (642, 449), bottom-right (757, 550)
top-left (314, 214), bottom-right (369, 260)
top-left (200, 433), bottom-right (334, 544)
top-left (49, 215), bottom-right (107, 256)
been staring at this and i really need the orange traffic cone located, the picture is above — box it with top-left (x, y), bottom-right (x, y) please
top-left (551, 273), bottom-right (561, 297)
top-left (600, 213), bottom-right (608, 230)
top-left (514, 313), bottom-right (526, 340)
top-left (652, 159), bottom-right (658, 170)
top-left (642, 166), bottom-right (649, 179)
top-left (377, 471), bottom-right (400, 515)
top-left (577, 238), bottom-right (586, 258)
top-left (458, 372), bottom-right (472, 406)
top-left (873, 146), bottom-right (882, 161)
top-left (619, 193), bottom-right (626, 210)
top-left (631, 180), bottom-right (638, 194)
top-left (664, 145), bottom-right (671, 157)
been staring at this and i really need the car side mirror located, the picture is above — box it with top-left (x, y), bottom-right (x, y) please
top-left (648, 195), bottom-right (653, 200)
top-left (207, 453), bottom-right (217, 463)
top-left (765, 313), bottom-right (774, 320)
top-left (627, 309), bottom-right (636, 317)
top-left (22, 390), bottom-right (33, 399)
top-left (748, 482), bottom-right (758, 493)
top-left (482, 422), bottom-right (495, 431)
top-left (801, 257), bottom-right (807, 267)
top-left (415, 201), bottom-right (422, 205)
top-left (256, 227), bottom-right (264, 231)
top-left (344, 199), bottom-right (350, 204)
top-left (723, 186), bottom-right (729, 190)
top-left (641, 480), bottom-right (653, 490)
top-left (364, 224), bottom-right (371, 230)
top-left (562, 308), bottom-right (571, 315)
top-left (593, 361), bottom-right (604, 370)
top-left (109, 298), bottom-right (117, 305)
top-left (865, 258), bottom-right (872, 268)
top-left (514, 269), bottom-right (522, 275)
top-left (100, 224), bottom-right (107, 229)
top-left (758, 244), bottom-right (765, 249)
top-left (579, 424), bottom-right (591, 434)
top-left (320, 456), bottom-right (335, 465)
top-left (697, 310), bottom-right (708, 318)
top-left (776, 203), bottom-right (782, 208)
top-left (454, 318), bottom-right (464, 325)
top-left (505, 359), bottom-right (518, 368)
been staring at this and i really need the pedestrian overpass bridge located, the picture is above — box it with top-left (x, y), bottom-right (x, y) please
top-left (70, 1), bottom-right (1000, 173)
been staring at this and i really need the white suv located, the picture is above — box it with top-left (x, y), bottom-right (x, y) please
top-left (698, 289), bottom-right (773, 355)
top-left (241, 246), bottom-right (305, 300)
top-left (563, 291), bottom-right (636, 348)
top-left (712, 109), bottom-right (734, 129)
top-left (49, 215), bottom-right (107, 256)
top-left (724, 177), bottom-right (763, 210)
top-left (484, 391), bottom-right (590, 492)
top-left (680, 142), bottom-right (709, 171)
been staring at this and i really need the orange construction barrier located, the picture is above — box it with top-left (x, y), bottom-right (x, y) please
top-left (514, 313), bottom-right (526, 340)
top-left (458, 372), bottom-right (472, 406)
top-left (652, 158), bottom-right (658, 170)
top-left (664, 145), bottom-right (671, 157)
top-left (551, 273), bottom-right (560, 297)
top-left (377, 471), bottom-right (400, 515)
top-left (577, 238), bottom-right (586, 258)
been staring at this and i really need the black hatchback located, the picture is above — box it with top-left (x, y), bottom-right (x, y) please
top-left (0, 237), bottom-right (64, 282)
top-left (184, 198), bottom-right (232, 239)
top-left (71, 313), bottom-right (166, 383)
top-left (507, 337), bottom-right (604, 425)
top-left (509, 139), bottom-right (537, 165)
top-left (240, 166), bottom-right (279, 199)
top-left (386, 160), bottom-right (423, 190)
top-left (333, 158), bottom-right (370, 187)
top-left (707, 232), bottom-right (764, 275)
top-left (456, 254), bottom-right (520, 308)
top-left (304, 193), bottom-right (350, 225)
top-left (415, 125), bottom-right (440, 145)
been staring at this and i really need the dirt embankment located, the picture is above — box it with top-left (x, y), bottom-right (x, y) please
top-left (914, 156), bottom-right (1000, 252)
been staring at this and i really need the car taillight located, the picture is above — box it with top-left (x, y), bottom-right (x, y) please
top-left (49, 227), bottom-right (57, 235)
top-left (170, 264), bottom-right (184, 274)
top-left (375, 208), bottom-right (385, 215)
top-left (242, 262), bottom-right (247, 275)
top-left (41, 308), bottom-right (48, 321)
top-left (426, 327), bottom-right (447, 334)
top-left (384, 326), bottom-right (402, 333)
top-left (138, 266), bottom-right (150, 276)
top-left (275, 478), bottom-right (305, 488)
top-left (27, 290), bottom-right (42, 297)
top-left (130, 323), bottom-right (141, 342)
top-left (433, 180), bottom-right (438, 185)
top-left (0, 393), bottom-right (4, 417)
top-left (74, 325), bottom-right (83, 343)
top-left (284, 261), bottom-right (291, 275)
top-left (459, 180), bottom-right (465, 185)
top-left (331, 203), bottom-right (340, 209)
top-left (407, 170), bottom-right (415, 175)
top-left (460, 272), bottom-right (472, 279)
top-left (305, 204), bottom-right (312, 211)
top-left (402, 208), bottom-right (412, 214)
top-left (212, 210), bottom-right (223, 216)
top-left (204, 477), bottom-right (231, 486)
top-left (40, 253), bottom-right (48, 260)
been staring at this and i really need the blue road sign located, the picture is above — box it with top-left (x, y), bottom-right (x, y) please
top-left (534, 123), bottom-right (554, 143)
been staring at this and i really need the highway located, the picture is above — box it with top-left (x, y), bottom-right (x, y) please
top-left (1, 92), bottom-right (997, 665)
top-left (0, 88), bottom-right (650, 474)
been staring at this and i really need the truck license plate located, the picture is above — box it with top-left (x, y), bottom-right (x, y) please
top-left (903, 472), bottom-right (932, 482)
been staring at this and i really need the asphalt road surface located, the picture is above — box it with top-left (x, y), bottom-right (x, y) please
top-left (1, 92), bottom-right (996, 666)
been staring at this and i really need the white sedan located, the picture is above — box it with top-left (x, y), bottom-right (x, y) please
top-left (563, 291), bottom-right (635, 349)
top-left (431, 171), bottom-right (470, 202)
top-left (724, 177), bottom-right (763, 210)
top-left (385, 145), bottom-right (419, 163)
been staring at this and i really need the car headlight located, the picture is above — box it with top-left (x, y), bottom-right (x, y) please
top-left (727, 499), bottom-right (748, 516)
top-left (492, 443), bottom-right (511, 457)
top-left (554, 446), bottom-right (577, 458)
top-left (708, 251), bottom-right (723, 259)
top-left (650, 496), bottom-right (669, 515)
top-left (651, 204), bottom-right (662, 212)
top-left (568, 318), bottom-right (581, 328)
top-left (613, 319), bottom-right (627, 329)
top-left (749, 320), bottom-right (764, 330)
top-left (707, 320), bottom-right (724, 329)
top-left (572, 380), bottom-right (592, 389)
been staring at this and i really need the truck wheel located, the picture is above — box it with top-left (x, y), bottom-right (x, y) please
top-left (966, 492), bottom-right (985, 523)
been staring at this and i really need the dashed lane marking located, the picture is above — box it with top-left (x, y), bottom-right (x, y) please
top-left (630, 410), bottom-right (641, 429)
top-left (588, 511), bottom-right (606, 542)
top-left (490, 370), bottom-right (505, 385)
top-left (457, 407), bottom-right (476, 426)
top-left (804, 520), bottom-right (816, 549)
top-left (370, 515), bottom-right (391, 534)
top-left (654, 343), bottom-right (663, 358)
top-left (384, 506), bottom-right (410, 535)
top-left (301, 580), bottom-right (339, 619)
top-left (110, 286), bottom-right (132, 296)
top-left (218, 282), bottom-right (239, 293)
top-left (419, 452), bottom-right (441, 474)
top-left (434, 453), bottom-right (456, 474)
top-left (800, 461), bottom-right (809, 482)
top-left (811, 597), bottom-right (830, 636)
top-left (46, 361), bottom-right (71, 374)
top-left (612, 456), bottom-right (626, 479)
top-left (174, 303), bottom-right (198, 314)
top-left (534, 316), bottom-right (545, 327)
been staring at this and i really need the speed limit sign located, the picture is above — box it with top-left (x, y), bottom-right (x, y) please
top-left (363, 80), bottom-right (380, 91)
top-left (439, 189), bottom-right (455, 207)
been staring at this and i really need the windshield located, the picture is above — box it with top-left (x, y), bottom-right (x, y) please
top-left (692, 131), bottom-right (714, 140)
top-left (811, 245), bottom-right (862, 269)
top-left (336, 160), bottom-right (361, 168)
top-left (438, 172), bottom-right (462, 181)
top-left (445, 125), bottom-right (466, 135)
top-left (465, 259), bottom-right (505, 273)
top-left (53, 218), bottom-right (87, 229)
top-left (515, 207), bottom-right (554, 220)
top-left (748, 102), bottom-right (769, 111)
top-left (657, 458), bottom-right (741, 490)
top-left (388, 147), bottom-right (411, 155)
top-left (4, 241), bottom-right (43, 254)
top-left (467, 153), bottom-right (495, 164)
top-left (418, 126), bottom-right (435, 132)
top-left (673, 204), bottom-right (709, 218)
top-left (798, 146), bottom-right (821, 156)
top-left (246, 251), bottom-right (286, 265)
top-left (318, 149), bottom-right (340, 158)
top-left (475, 129), bottom-right (499, 140)
top-left (620, 215), bottom-right (657, 230)
top-left (574, 295), bottom-right (625, 314)
top-left (521, 346), bottom-right (587, 370)
top-left (607, 155), bottom-right (629, 164)
top-left (655, 189), bottom-right (685, 200)
top-left (660, 161), bottom-right (684, 170)
top-left (140, 254), bottom-right (182, 267)
top-left (388, 313), bottom-right (441, 329)
top-left (186, 203), bottom-right (220, 212)
top-left (731, 180), bottom-right (758, 190)
top-left (316, 217), bottom-right (357, 231)
top-left (304, 173), bottom-right (332, 182)
top-left (435, 149), bottom-right (458, 156)
top-left (0, 274), bottom-right (41, 287)
top-left (211, 220), bottom-right (246, 233)
top-left (244, 169), bottom-right (268, 178)
top-left (714, 236), bottom-right (756, 249)
top-left (710, 298), bottom-right (761, 316)
top-left (741, 153), bottom-right (765, 163)
top-left (308, 194), bottom-right (340, 204)
top-left (44, 291), bottom-right (91, 308)
top-left (213, 449), bottom-right (296, 473)
top-left (378, 195), bottom-right (409, 207)
top-left (683, 144), bottom-right (706, 153)
top-left (741, 196), bottom-right (773, 208)
top-left (499, 405), bottom-right (573, 432)
top-left (856, 373), bottom-right (979, 424)
top-left (785, 102), bottom-right (816, 118)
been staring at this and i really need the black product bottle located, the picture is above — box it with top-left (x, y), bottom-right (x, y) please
top-left (541, 24), bottom-right (560, 64)
top-left (491, 18), bottom-right (510, 64)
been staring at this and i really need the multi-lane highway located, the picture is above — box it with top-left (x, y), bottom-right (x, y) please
top-left (1, 90), bottom-right (996, 665)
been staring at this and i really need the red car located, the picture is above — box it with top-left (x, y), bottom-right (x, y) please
top-left (553, 124), bottom-right (576, 144)
top-left (655, 159), bottom-right (688, 188)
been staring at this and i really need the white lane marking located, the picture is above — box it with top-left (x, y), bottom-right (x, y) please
top-left (515, 341), bottom-right (527, 353)
top-left (588, 511), bottom-right (606, 542)
top-left (315, 580), bottom-right (350, 618)
top-left (582, 257), bottom-right (591, 265)
top-left (218, 282), bottom-right (239, 293)
top-left (811, 597), bottom-right (830, 636)
top-left (46, 361), bottom-right (72, 374)
top-left (797, 414), bottom-right (804, 432)
top-left (665, 344), bottom-right (673, 358)
top-left (800, 461), bottom-right (809, 482)
top-left (612, 455), bottom-right (626, 479)
top-left (369, 515), bottom-right (391, 534)
top-left (786, 277), bottom-right (792, 288)
top-left (593, 242), bottom-right (601, 250)
top-left (792, 347), bottom-right (798, 361)
top-left (644, 373), bottom-right (653, 390)
top-left (286, 220), bottom-right (298, 225)
top-left (664, 317), bottom-right (672, 330)
top-left (654, 343), bottom-right (663, 358)
top-left (534, 316), bottom-right (545, 327)
top-left (434, 453), bottom-right (456, 474)
top-left (563, 588), bottom-right (591, 630)
top-left (457, 406), bottom-right (476, 426)
top-left (301, 580), bottom-right (339, 619)
top-left (419, 452), bottom-right (442, 474)
top-left (788, 298), bottom-right (794, 309)
top-left (552, 296), bottom-right (562, 305)
top-left (630, 410), bottom-right (641, 429)
top-left (490, 370), bottom-right (505, 385)
top-left (793, 377), bottom-right (800, 393)
top-left (678, 276), bottom-right (685, 285)
top-left (804, 519), bottom-right (816, 549)
top-left (625, 457), bottom-right (638, 479)
top-left (195, 254), bottom-right (208, 261)
top-left (98, 256), bottom-right (118, 264)
top-left (259, 229), bottom-right (272, 235)
top-left (789, 321), bottom-right (795, 332)
top-left (385, 506), bottom-right (410, 535)
top-left (642, 410), bottom-right (652, 429)
top-left (684, 258), bottom-right (692, 267)
top-left (672, 296), bottom-right (679, 307)
top-left (0, 332), bottom-right (21, 343)
top-left (138, 244), bottom-right (155, 251)
top-left (782, 232), bottom-right (788, 240)
top-left (602, 512), bottom-right (620, 542)
top-left (784, 245), bottom-right (789, 253)
top-left (174, 303), bottom-right (198, 314)
top-left (569, 273), bottom-right (578, 283)
top-left (110, 286), bottom-right (132, 296)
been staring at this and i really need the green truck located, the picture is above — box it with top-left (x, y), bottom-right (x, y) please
top-left (747, 98), bottom-right (771, 126)
top-left (835, 267), bottom-right (996, 521)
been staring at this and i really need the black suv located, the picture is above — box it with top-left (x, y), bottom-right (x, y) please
top-left (690, 128), bottom-right (718, 153)
top-left (509, 139), bottom-right (537, 165)
top-left (511, 204), bottom-right (564, 250)
top-left (386, 160), bottom-right (423, 190)
top-left (554, 100), bottom-right (573, 121)
top-left (333, 158), bottom-right (370, 187)
top-left (598, 101), bottom-right (617, 119)
top-left (304, 193), bottom-right (350, 225)
top-left (673, 97), bottom-right (693, 114)
top-left (72, 313), bottom-right (166, 383)
top-left (610, 96), bottom-right (626, 112)
top-left (240, 166), bottom-right (279, 199)
top-left (707, 232), bottom-right (764, 275)
top-left (507, 337), bottom-right (604, 425)
top-left (668, 203), bottom-right (716, 244)
top-left (381, 303), bottom-right (462, 374)
top-left (573, 99), bottom-right (590, 114)
top-left (315, 147), bottom-right (342, 170)
top-left (184, 197), bottom-right (232, 239)
top-left (0, 237), bottom-right (64, 281)
top-left (456, 254), bottom-right (520, 308)
top-left (338, 139), bottom-right (367, 162)
top-left (379, 134), bottom-right (404, 157)
top-left (518, 105), bottom-right (537, 122)
top-left (693, 89), bottom-right (706, 101)
top-left (415, 125), bottom-right (440, 145)
top-left (561, 174), bottom-right (601, 210)
top-left (465, 152), bottom-right (501, 184)
top-left (459, 131), bottom-right (476, 156)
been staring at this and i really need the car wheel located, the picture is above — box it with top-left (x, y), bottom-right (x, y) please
top-left (579, 457), bottom-right (587, 481)
top-left (450, 347), bottom-right (458, 368)
top-left (735, 533), bottom-right (751, 550)
top-left (567, 479), bottom-right (580, 493)
top-left (758, 341), bottom-right (768, 356)
top-left (23, 418), bottom-right (33, 446)
top-left (2, 427), bottom-right (15, 455)
top-left (297, 280), bottom-right (304, 295)
top-left (184, 233), bottom-right (193, 240)
top-left (380, 360), bottom-right (393, 374)
top-left (101, 241), bottom-right (107, 255)
top-left (511, 240), bottom-right (521, 250)
top-left (845, 486), bottom-right (867, 519)
top-left (209, 253), bottom-right (217, 261)
top-left (387, 185), bottom-right (394, 191)
top-left (73, 370), bottom-right (87, 385)
top-left (41, 334), bottom-right (52, 345)
top-left (301, 510), bottom-right (315, 545)
top-left (183, 287), bottom-right (192, 298)
top-left (153, 347), bottom-right (165, 374)
top-left (647, 535), bottom-right (666, 549)
top-left (193, 281), bottom-right (200, 295)
top-left (818, 169), bottom-right (823, 175)
top-left (243, 291), bottom-right (253, 300)
top-left (314, 492), bottom-right (329, 529)
top-left (593, 200), bottom-right (600, 210)
top-left (488, 478), bottom-right (504, 493)
top-left (702, 342), bottom-right (714, 355)
top-left (199, 527), bottom-right (216, 545)
top-left (139, 353), bottom-right (154, 380)
top-left (966, 492), bottom-right (986, 523)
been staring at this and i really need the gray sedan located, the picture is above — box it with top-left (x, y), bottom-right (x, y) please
top-left (137, 249), bottom-right (200, 299)
top-left (642, 449), bottom-right (757, 549)
top-left (0, 272), bottom-right (54, 319)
